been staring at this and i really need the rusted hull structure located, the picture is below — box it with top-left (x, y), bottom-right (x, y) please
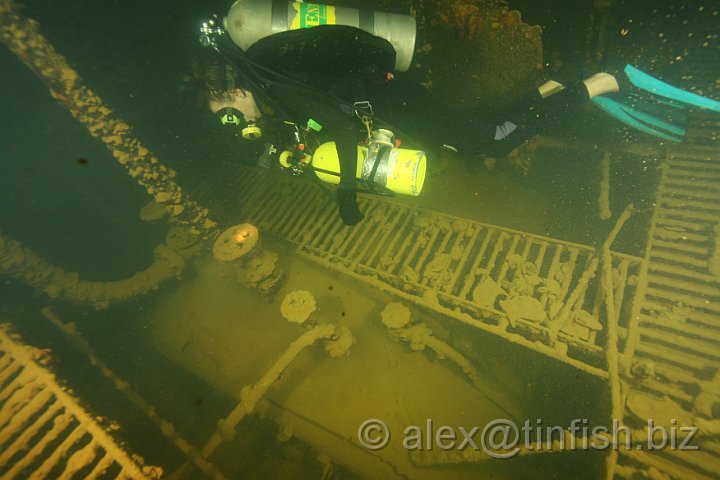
top-left (0, 326), bottom-right (161, 479)
top-left (0, 0), bottom-right (719, 479)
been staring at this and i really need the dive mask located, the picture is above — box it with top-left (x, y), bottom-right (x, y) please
top-left (216, 107), bottom-right (262, 140)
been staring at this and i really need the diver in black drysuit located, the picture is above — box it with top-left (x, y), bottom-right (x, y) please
top-left (231, 25), bottom-right (616, 225)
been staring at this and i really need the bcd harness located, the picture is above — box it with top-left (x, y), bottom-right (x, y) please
top-left (200, 17), bottom-right (405, 196)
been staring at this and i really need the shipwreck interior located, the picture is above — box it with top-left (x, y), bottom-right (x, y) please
top-left (1, 0), bottom-right (719, 479)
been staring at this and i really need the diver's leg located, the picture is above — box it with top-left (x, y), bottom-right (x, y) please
top-left (369, 73), bottom-right (618, 158)
top-left (489, 73), bottom-right (620, 155)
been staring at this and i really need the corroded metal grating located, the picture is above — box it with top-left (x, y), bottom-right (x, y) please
top-left (0, 326), bottom-right (158, 480)
top-left (616, 145), bottom-right (720, 480)
top-left (233, 167), bottom-right (643, 375)
top-left (635, 148), bottom-right (720, 402)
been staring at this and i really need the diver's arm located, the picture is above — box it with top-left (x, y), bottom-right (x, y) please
top-left (271, 83), bottom-right (364, 225)
top-left (335, 135), bottom-right (364, 226)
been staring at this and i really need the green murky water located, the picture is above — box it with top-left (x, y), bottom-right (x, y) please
top-left (1, 0), bottom-right (717, 478)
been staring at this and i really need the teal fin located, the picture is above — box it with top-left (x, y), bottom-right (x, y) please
top-left (592, 94), bottom-right (686, 142)
top-left (624, 64), bottom-right (720, 112)
top-left (621, 92), bottom-right (688, 133)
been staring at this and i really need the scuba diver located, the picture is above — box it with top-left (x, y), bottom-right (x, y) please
top-left (185, 1), bottom-right (719, 226)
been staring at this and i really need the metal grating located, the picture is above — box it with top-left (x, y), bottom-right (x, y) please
top-left (230, 167), bottom-right (643, 377)
top-left (0, 326), bottom-right (159, 480)
top-left (617, 144), bottom-right (720, 479)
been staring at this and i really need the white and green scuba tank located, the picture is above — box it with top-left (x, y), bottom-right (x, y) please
top-left (223, 0), bottom-right (416, 72)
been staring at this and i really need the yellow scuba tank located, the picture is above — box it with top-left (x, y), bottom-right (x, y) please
top-left (223, 0), bottom-right (416, 72)
top-left (308, 129), bottom-right (427, 196)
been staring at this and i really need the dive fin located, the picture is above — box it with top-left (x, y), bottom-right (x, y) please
top-left (624, 64), bottom-right (720, 112)
top-left (592, 94), bottom-right (687, 143)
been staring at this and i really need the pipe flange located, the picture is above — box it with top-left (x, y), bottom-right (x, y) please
top-left (212, 224), bottom-right (259, 262)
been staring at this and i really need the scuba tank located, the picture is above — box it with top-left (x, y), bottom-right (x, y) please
top-left (223, 0), bottom-right (417, 72)
top-left (280, 129), bottom-right (427, 196)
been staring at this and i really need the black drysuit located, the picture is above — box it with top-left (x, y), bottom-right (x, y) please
top-left (242, 25), bottom-right (588, 225)
top-left (252, 80), bottom-right (367, 225)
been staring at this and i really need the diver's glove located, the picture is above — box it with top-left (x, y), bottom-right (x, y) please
top-left (337, 186), bottom-right (364, 226)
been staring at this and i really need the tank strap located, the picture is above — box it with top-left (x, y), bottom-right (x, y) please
top-left (358, 9), bottom-right (374, 32)
top-left (368, 145), bottom-right (390, 184)
top-left (271, 0), bottom-right (288, 33)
